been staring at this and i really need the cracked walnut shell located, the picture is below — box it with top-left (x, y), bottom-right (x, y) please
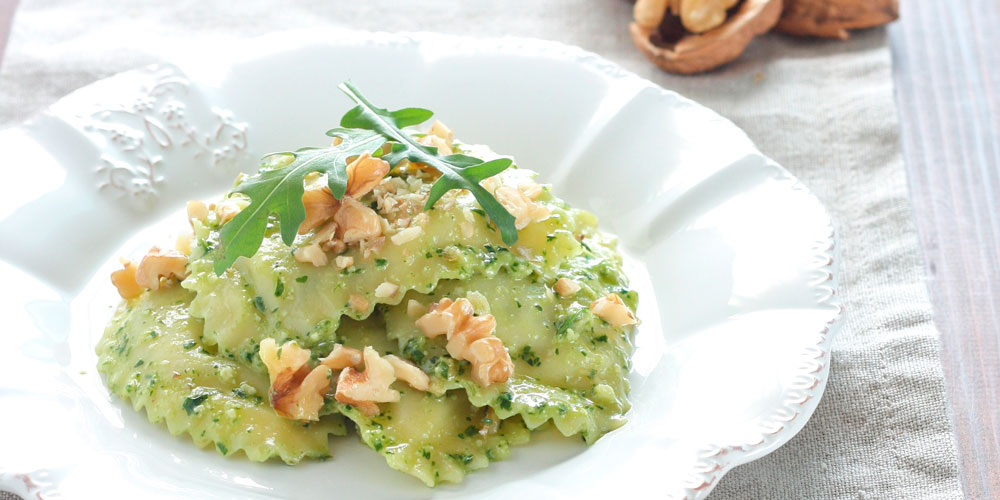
top-left (630, 0), bottom-right (783, 74)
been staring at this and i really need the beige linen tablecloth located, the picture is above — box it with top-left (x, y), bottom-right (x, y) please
top-left (0, 1), bottom-right (963, 498)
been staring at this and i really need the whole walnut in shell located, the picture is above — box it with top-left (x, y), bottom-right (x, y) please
top-left (775, 0), bottom-right (899, 39)
top-left (630, 0), bottom-right (900, 74)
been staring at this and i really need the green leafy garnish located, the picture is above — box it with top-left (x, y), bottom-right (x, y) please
top-left (213, 82), bottom-right (517, 274)
top-left (338, 81), bottom-right (518, 245)
top-left (214, 128), bottom-right (385, 274)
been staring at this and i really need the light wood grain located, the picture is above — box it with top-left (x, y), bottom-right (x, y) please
top-left (889, 0), bottom-right (1000, 497)
top-left (0, 0), bottom-right (15, 68)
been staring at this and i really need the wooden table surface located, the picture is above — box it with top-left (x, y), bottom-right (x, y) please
top-left (889, 0), bottom-right (1000, 497)
top-left (0, 0), bottom-right (996, 497)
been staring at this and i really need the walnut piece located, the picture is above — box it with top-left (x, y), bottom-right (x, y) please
top-left (634, 0), bottom-right (670, 30)
top-left (320, 343), bottom-right (363, 370)
top-left (418, 134), bottom-right (453, 156)
top-left (186, 200), bottom-right (208, 226)
top-left (293, 242), bottom-right (328, 267)
top-left (417, 120), bottom-right (455, 156)
top-left (415, 297), bottom-right (514, 387)
top-left (259, 338), bottom-right (332, 421)
top-left (519, 182), bottom-right (544, 200)
top-left (311, 220), bottom-right (345, 254)
top-left (297, 154), bottom-right (388, 236)
top-left (390, 226), bottom-right (423, 246)
top-left (335, 347), bottom-right (400, 417)
top-left (383, 354), bottom-right (430, 391)
top-left (630, 0), bottom-right (782, 74)
top-left (590, 293), bottom-right (638, 327)
top-left (407, 299), bottom-right (428, 319)
top-left (334, 197), bottom-right (383, 245)
top-left (466, 337), bottom-right (515, 388)
top-left (554, 278), bottom-right (582, 298)
top-left (334, 255), bottom-right (354, 270)
top-left (110, 258), bottom-right (143, 299)
top-left (322, 345), bottom-right (429, 415)
top-left (348, 293), bottom-right (370, 313)
top-left (215, 196), bottom-right (249, 224)
top-left (374, 281), bottom-right (400, 299)
top-left (636, 0), bottom-right (741, 33)
top-left (775, 0), bottom-right (899, 40)
top-left (134, 246), bottom-right (189, 291)
top-left (682, 0), bottom-right (741, 33)
top-left (345, 153), bottom-right (391, 199)
top-left (495, 185), bottom-right (550, 230)
top-left (299, 184), bottom-right (340, 235)
top-left (429, 120), bottom-right (454, 149)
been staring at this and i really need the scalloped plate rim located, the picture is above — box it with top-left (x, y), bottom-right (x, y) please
top-left (0, 29), bottom-right (842, 500)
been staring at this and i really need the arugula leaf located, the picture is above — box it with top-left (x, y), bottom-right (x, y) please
top-left (338, 81), bottom-right (518, 245)
top-left (211, 82), bottom-right (519, 274)
top-left (213, 128), bottom-right (384, 274)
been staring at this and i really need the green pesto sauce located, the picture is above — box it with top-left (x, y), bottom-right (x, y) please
top-left (96, 287), bottom-right (344, 464)
top-left (98, 164), bottom-right (637, 485)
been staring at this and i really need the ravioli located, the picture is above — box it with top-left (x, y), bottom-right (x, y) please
top-left (338, 390), bottom-right (530, 486)
top-left (97, 286), bottom-right (345, 463)
top-left (331, 316), bottom-right (531, 485)
top-left (181, 202), bottom-right (525, 372)
top-left (384, 263), bottom-right (635, 442)
top-left (97, 121), bottom-right (638, 487)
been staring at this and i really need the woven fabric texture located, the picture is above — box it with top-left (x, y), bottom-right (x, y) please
top-left (0, 1), bottom-right (962, 498)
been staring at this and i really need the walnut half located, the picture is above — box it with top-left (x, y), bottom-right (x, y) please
top-left (636, 0), bottom-right (742, 34)
top-left (259, 338), bottom-right (332, 421)
top-left (134, 247), bottom-right (189, 291)
top-left (335, 347), bottom-right (400, 417)
top-left (590, 293), bottom-right (638, 328)
top-left (415, 297), bottom-right (514, 387)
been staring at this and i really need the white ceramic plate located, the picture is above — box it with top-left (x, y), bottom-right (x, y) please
top-left (0, 30), bottom-right (841, 500)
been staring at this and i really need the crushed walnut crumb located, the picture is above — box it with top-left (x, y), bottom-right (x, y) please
top-left (348, 293), bottom-right (370, 313)
top-left (374, 281), bottom-right (400, 299)
top-left (406, 299), bottom-right (428, 319)
top-left (293, 243), bottom-right (328, 267)
top-left (554, 278), bottom-right (582, 298)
